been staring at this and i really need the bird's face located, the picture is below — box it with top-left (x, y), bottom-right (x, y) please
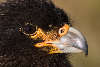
top-left (20, 23), bottom-right (88, 55)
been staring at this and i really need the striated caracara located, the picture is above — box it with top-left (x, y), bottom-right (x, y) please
top-left (0, 0), bottom-right (88, 67)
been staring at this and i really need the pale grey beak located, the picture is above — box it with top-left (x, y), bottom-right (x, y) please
top-left (49, 27), bottom-right (88, 55)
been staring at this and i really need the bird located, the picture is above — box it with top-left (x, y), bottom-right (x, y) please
top-left (0, 0), bottom-right (88, 67)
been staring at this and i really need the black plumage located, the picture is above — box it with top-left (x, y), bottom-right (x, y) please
top-left (0, 0), bottom-right (72, 67)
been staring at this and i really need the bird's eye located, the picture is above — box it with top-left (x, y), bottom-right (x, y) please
top-left (58, 24), bottom-right (69, 36)
top-left (22, 24), bottom-right (37, 35)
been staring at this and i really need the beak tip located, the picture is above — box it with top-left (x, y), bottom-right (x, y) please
top-left (85, 44), bottom-right (88, 56)
top-left (84, 49), bottom-right (88, 56)
top-left (82, 43), bottom-right (88, 55)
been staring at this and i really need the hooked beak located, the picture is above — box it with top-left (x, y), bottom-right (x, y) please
top-left (47, 27), bottom-right (88, 55)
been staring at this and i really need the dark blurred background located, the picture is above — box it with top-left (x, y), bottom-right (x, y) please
top-left (53, 0), bottom-right (100, 67)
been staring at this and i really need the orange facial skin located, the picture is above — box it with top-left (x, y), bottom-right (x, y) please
top-left (20, 24), bottom-right (70, 54)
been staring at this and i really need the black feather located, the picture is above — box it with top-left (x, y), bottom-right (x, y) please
top-left (0, 0), bottom-right (72, 67)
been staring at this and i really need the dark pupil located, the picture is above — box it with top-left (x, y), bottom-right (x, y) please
top-left (24, 24), bottom-right (36, 34)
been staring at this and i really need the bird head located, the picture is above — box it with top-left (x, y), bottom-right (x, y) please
top-left (0, 0), bottom-right (88, 66)
top-left (0, 0), bottom-right (88, 56)
top-left (19, 22), bottom-right (88, 55)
